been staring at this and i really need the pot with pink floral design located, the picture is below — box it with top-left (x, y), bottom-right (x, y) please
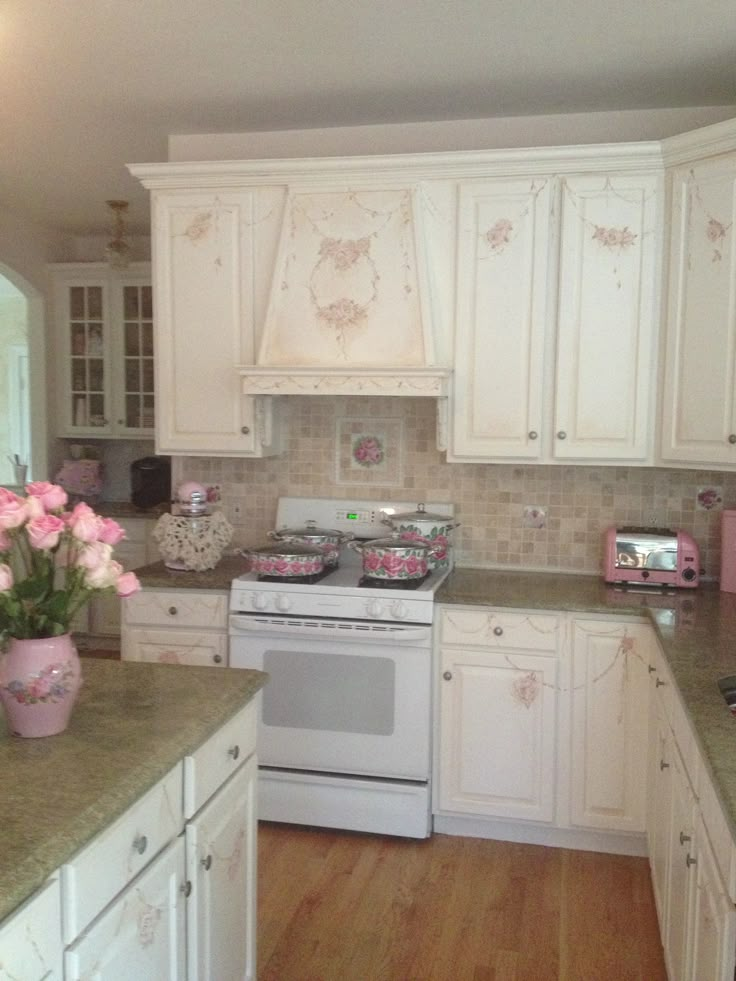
top-left (243, 541), bottom-right (325, 578)
top-left (381, 503), bottom-right (459, 570)
top-left (267, 520), bottom-right (353, 568)
top-left (348, 533), bottom-right (443, 580)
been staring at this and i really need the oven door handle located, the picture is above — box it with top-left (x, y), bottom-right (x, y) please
top-left (228, 614), bottom-right (431, 645)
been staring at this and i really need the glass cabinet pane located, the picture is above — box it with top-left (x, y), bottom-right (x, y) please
top-left (65, 284), bottom-right (108, 430)
top-left (121, 283), bottom-right (155, 430)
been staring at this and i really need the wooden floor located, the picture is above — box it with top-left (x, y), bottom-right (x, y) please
top-left (257, 823), bottom-right (667, 981)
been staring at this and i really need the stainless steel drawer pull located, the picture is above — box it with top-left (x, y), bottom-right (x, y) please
top-left (729, 434), bottom-right (736, 445)
top-left (168, 606), bottom-right (178, 616)
top-left (443, 671), bottom-right (453, 681)
top-left (655, 678), bottom-right (666, 687)
top-left (528, 431), bottom-right (538, 440)
top-left (228, 745), bottom-right (240, 760)
top-left (686, 854), bottom-right (697, 868)
top-left (493, 626), bottom-right (503, 636)
top-left (680, 831), bottom-right (691, 846)
top-left (660, 759), bottom-right (670, 771)
top-left (648, 665), bottom-right (656, 673)
top-left (241, 426), bottom-right (250, 435)
top-left (133, 834), bottom-right (148, 855)
top-left (180, 880), bottom-right (192, 898)
top-left (201, 854), bottom-right (213, 871)
top-left (556, 430), bottom-right (567, 440)
top-left (213, 654), bottom-right (223, 664)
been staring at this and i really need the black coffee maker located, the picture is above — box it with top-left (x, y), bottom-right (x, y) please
top-left (130, 456), bottom-right (171, 510)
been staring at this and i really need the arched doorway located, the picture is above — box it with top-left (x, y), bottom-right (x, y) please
top-left (0, 264), bottom-right (46, 486)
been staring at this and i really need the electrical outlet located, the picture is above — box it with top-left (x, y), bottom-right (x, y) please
top-left (232, 503), bottom-right (243, 519)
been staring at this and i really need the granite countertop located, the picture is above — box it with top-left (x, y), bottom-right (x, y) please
top-left (133, 555), bottom-right (251, 590)
top-left (438, 568), bottom-right (736, 841)
top-left (0, 658), bottom-right (267, 923)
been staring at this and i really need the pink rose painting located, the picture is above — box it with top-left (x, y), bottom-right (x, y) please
top-left (352, 435), bottom-right (384, 468)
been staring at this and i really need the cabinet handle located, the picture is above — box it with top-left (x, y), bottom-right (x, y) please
top-left (493, 626), bottom-right (504, 636)
top-left (648, 664), bottom-right (656, 674)
top-left (660, 759), bottom-right (670, 771)
top-left (686, 854), bottom-right (697, 868)
top-left (133, 834), bottom-right (148, 855)
top-left (180, 880), bottom-right (192, 898)
top-left (168, 606), bottom-right (178, 616)
top-left (655, 678), bottom-right (666, 688)
top-left (680, 831), bottom-right (692, 846)
top-left (201, 854), bottom-right (213, 871)
top-left (528, 430), bottom-right (538, 440)
top-left (556, 430), bottom-right (567, 440)
top-left (228, 744), bottom-right (240, 760)
top-left (729, 434), bottom-right (736, 445)
top-left (213, 654), bottom-right (223, 664)
top-left (241, 426), bottom-right (250, 435)
top-left (443, 671), bottom-right (453, 681)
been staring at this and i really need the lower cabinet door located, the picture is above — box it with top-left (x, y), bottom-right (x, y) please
top-left (65, 838), bottom-right (186, 981)
top-left (186, 755), bottom-right (257, 981)
top-left (689, 817), bottom-right (736, 981)
top-left (438, 649), bottom-right (558, 822)
top-left (0, 878), bottom-right (63, 981)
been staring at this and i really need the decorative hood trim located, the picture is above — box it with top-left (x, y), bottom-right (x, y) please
top-left (239, 366), bottom-right (450, 397)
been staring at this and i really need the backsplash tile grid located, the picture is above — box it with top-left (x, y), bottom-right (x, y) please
top-left (177, 397), bottom-right (736, 578)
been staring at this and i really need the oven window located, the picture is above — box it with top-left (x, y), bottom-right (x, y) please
top-left (262, 649), bottom-right (396, 735)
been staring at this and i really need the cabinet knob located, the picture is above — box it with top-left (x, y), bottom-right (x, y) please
top-left (117, 419), bottom-right (124, 426)
top-left (241, 426), bottom-right (250, 435)
top-left (556, 430), bottom-right (567, 440)
top-left (443, 671), bottom-right (453, 681)
top-left (228, 744), bottom-right (240, 760)
top-left (660, 759), bottom-right (670, 771)
top-left (213, 654), bottom-right (223, 664)
top-left (201, 854), bottom-right (213, 871)
top-left (655, 678), bottom-right (666, 688)
top-left (686, 853), bottom-right (697, 868)
top-left (729, 434), bottom-right (736, 445)
top-left (133, 834), bottom-right (148, 855)
top-left (528, 430), bottom-right (538, 440)
top-left (493, 626), bottom-right (504, 636)
top-left (679, 831), bottom-right (692, 846)
top-left (180, 880), bottom-right (192, 898)
top-left (168, 606), bottom-right (178, 616)
top-left (648, 664), bottom-right (656, 674)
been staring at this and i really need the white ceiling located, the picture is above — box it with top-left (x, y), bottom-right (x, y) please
top-left (2, 0), bottom-right (735, 236)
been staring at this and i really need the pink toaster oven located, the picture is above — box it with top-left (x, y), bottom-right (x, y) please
top-left (603, 526), bottom-right (700, 588)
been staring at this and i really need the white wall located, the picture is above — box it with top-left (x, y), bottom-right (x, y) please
top-left (169, 106), bottom-right (736, 161)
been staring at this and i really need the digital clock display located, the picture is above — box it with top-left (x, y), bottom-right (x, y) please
top-left (346, 512), bottom-right (358, 520)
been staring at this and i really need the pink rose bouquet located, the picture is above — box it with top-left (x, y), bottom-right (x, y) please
top-left (0, 483), bottom-right (141, 644)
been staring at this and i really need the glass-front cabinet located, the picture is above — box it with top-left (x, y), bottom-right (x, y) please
top-left (51, 262), bottom-right (154, 438)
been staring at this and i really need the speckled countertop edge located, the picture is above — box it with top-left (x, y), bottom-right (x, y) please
top-left (0, 658), bottom-right (267, 923)
top-left (438, 567), bottom-right (736, 842)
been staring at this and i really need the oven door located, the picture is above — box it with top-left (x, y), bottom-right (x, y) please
top-left (228, 614), bottom-right (431, 781)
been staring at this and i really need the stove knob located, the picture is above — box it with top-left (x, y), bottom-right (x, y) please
top-left (275, 594), bottom-right (292, 613)
top-left (252, 593), bottom-right (269, 611)
top-left (391, 600), bottom-right (410, 620)
top-left (366, 598), bottom-right (385, 619)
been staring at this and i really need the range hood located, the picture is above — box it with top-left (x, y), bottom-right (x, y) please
top-left (238, 186), bottom-right (451, 400)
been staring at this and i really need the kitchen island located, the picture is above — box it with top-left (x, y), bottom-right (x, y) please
top-left (0, 656), bottom-right (267, 979)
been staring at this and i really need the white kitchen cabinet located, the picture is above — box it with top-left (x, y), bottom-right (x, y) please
top-left (451, 177), bottom-right (552, 460)
top-left (0, 877), bottom-right (63, 981)
top-left (660, 152), bottom-right (736, 467)
top-left (569, 618), bottom-right (651, 833)
top-left (148, 189), bottom-right (284, 457)
top-left (186, 755), bottom-right (257, 981)
top-left (65, 838), bottom-right (186, 981)
top-left (50, 262), bottom-right (154, 438)
top-left (121, 588), bottom-right (229, 666)
top-left (689, 813), bottom-right (736, 981)
top-left (554, 173), bottom-right (661, 461)
top-left (436, 607), bottom-right (560, 823)
top-left (449, 170), bottom-right (661, 465)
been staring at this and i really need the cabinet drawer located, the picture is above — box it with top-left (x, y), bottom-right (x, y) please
top-left (123, 627), bottom-right (227, 667)
top-left (184, 699), bottom-right (258, 818)
top-left (124, 590), bottom-right (227, 628)
top-left (61, 763), bottom-right (183, 944)
top-left (439, 607), bottom-right (559, 653)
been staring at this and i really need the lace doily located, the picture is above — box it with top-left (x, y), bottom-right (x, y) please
top-left (153, 512), bottom-right (233, 571)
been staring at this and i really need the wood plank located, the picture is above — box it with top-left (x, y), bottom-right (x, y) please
top-left (258, 824), bottom-right (666, 981)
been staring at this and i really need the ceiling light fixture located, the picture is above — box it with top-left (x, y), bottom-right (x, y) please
top-left (104, 199), bottom-right (131, 269)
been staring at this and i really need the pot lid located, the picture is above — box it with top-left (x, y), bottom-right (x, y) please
top-left (362, 532), bottom-right (433, 552)
top-left (388, 502), bottom-right (453, 523)
top-left (274, 521), bottom-right (344, 539)
top-left (247, 541), bottom-right (324, 559)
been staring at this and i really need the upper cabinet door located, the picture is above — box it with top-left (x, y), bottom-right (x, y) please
top-left (450, 178), bottom-right (553, 460)
top-left (660, 154), bottom-right (736, 467)
top-left (151, 188), bottom-right (284, 457)
top-left (554, 173), bottom-right (662, 462)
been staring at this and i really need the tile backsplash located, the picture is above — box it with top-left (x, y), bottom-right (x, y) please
top-left (174, 396), bottom-right (736, 579)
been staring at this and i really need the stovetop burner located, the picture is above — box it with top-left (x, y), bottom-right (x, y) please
top-left (358, 574), bottom-right (430, 590)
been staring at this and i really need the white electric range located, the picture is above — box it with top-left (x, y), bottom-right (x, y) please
top-left (228, 496), bottom-right (455, 838)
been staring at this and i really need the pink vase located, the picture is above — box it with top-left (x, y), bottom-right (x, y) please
top-left (0, 634), bottom-right (82, 738)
